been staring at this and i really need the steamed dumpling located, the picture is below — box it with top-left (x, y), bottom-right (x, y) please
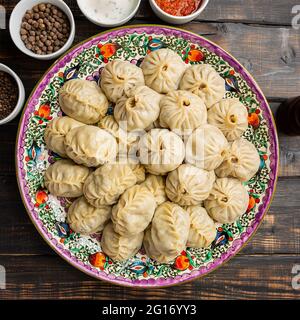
top-left (114, 86), bottom-right (161, 131)
top-left (186, 206), bottom-right (216, 248)
top-left (44, 159), bottom-right (91, 197)
top-left (159, 90), bottom-right (207, 133)
top-left (67, 197), bottom-right (111, 234)
top-left (143, 227), bottom-right (178, 263)
top-left (129, 164), bottom-right (146, 183)
top-left (179, 64), bottom-right (225, 108)
top-left (208, 98), bottom-right (248, 141)
top-left (100, 60), bottom-right (145, 103)
top-left (215, 138), bottom-right (260, 181)
top-left (166, 164), bottom-right (215, 205)
top-left (44, 117), bottom-right (84, 157)
top-left (111, 185), bottom-right (156, 236)
top-left (59, 79), bottom-right (109, 124)
top-left (185, 124), bottom-right (229, 171)
top-left (204, 178), bottom-right (249, 224)
top-left (150, 201), bottom-right (190, 258)
top-left (145, 119), bottom-right (161, 131)
top-left (98, 115), bottom-right (119, 138)
top-left (84, 163), bottom-right (137, 206)
top-left (101, 222), bottom-right (144, 261)
top-left (138, 129), bottom-right (185, 175)
top-left (98, 115), bottom-right (140, 163)
top-left (141, 48), bottom-right (186, 94)
top-left (141, 174), bottom-right (167, 206)
top-left (65, 125), bottom-right (117, 167)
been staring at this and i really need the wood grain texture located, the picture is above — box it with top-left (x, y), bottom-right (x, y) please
top-left (1, 4), bottom-right (300, 99)
top-left (0, 254), bottom-right (299, 300)
top-left (0, 0), bottom-right (299, 300)
top-left (2, 0), bottom-right (298, 25)
top-left (0, 176), bottom-right (299, 256)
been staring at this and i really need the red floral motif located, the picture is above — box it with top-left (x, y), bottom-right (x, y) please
top-left (89, 252), bottom-right (107, 270)
top-left (174, 250), bottom-right (193, 271)
top-left (187, 49), bottom-right (204, 62)
top-left (247, 196), bottom-right (256, 212)
top-left (34, 190), bottom-right (48, 208)
top-left (34, 103), bottom-right (52, 125)
top-left (248, 112), bottom-right (260, 128)
top-left (95, 42), bottom-right (120, 62)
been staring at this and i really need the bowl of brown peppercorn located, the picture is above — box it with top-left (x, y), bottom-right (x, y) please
top-left (9, 0), bottom-right (75, 60)
top-left (0, 64), bottom-right (25, 125)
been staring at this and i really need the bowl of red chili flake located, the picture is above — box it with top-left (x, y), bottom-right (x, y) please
top-left (150, 0), bottom-right (209, 24)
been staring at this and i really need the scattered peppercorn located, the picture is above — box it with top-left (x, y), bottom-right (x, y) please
top-left (0, 71), bottom-right (19, 120)
top-left (20, 3), bottom-right (70, 55)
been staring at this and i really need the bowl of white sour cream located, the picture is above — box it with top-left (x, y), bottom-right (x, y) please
top-left (77, 0), bottom-right (141, 27)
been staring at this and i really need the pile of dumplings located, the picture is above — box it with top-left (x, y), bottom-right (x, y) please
top-left (43, 48), bottom-right (260, 264)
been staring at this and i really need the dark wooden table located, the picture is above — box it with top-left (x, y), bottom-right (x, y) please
top-left (0, 0), bottom-right (300, 299)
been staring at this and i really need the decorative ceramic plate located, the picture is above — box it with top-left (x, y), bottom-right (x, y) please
top-left (16, 25), bottom-right (279, 287)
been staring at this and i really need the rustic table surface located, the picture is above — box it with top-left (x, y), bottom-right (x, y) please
top-left (0, 0), bottom-right (300, 300)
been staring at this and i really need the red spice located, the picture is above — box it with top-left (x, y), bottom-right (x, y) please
top-left (155, 0), bottom-right (202, 17)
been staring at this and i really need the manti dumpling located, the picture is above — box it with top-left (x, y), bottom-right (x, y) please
top-left (215, 138), bottom-right (260, 181)
top-left (114, 85), bottom-right (161, 131)
top-left (141, 48), bottom-right (187, 94)
top-left (141, 174), bottom-right (167, 206)
top-left (149, 202), bottom-right (190, 261)
top-left (65, 125), bottom-right (117, 167)
top-left (166, 164), bottom-right (215, 206)
top-left (185, 205), bottom-right (216, 248)
top-left (138, 129), bottom-right (185, 175)
top-left (129, 164), bottom-right (146, 183)
top-left (67, 197), bottom-right (111, 235)
top-left (204, 178), bottom-right (249, 224)
top-left (44, 116), bottom-right (84, 157)
top-left (111, 185), bottom-right (156, 236)
top-left (208, 98), bottom-right (248, 141)
top-left (185, 124), bottom-right (229, 171)
top-left (59, 79), bottom-right (109, 124)
top-left (101, 222), bottom-right (144, 261)
top-left (145, 119), bottom-right (161, 131)
top-left (143, 227), bottom-right (177, 264)
top-left (159, 90), bottom-right (207, 133)
top-left (84, 163), bottom-right (137, 206)
top-left (44, 159), bottom-right (91, 197)
top-left (179, 64), bottom-right (225, 108)
top-left (98, 115), bottom-right (140, 163)
top-left (100, 60), bottom-right (145, 103)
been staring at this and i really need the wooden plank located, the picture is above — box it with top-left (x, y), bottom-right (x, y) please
top-left (182, 23), bottom-right (300, 100)
top-left (0, 254), bottom-right (299, 299)
top-left (279, 134), bottom-right (300, 177)
top-left (2, 0), bottom-right (298, 25)
top-left (0, 143), bottom-right (15, 174)
top-left (1, 19), bottom-right (300, 99)
top-left (0, 0), bottom-right (299, 301)
top-left (192, 0), bottom-right (298, 25)
top-left (0, 176), bottom-right (299, 255)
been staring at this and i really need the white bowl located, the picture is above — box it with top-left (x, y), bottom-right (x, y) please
top-left (149, 0), bottom-right (209, 24)
top-left (77, 0), bottom-right (141, 27)
top-left (9, 0), bottom-right (75, 60)
top-left (0, 64), bottom-right (25, 125)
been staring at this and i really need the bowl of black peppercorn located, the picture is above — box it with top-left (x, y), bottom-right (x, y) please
top-left (0, 64), bottom-right (25, 125)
